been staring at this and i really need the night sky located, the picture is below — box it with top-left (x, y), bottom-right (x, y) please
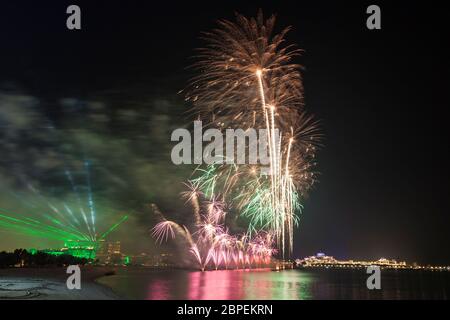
top-left (1, 1), bottom-right (449, 264)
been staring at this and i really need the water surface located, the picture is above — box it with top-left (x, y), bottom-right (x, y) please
top-left (97, 268), bottom-right (450, 300)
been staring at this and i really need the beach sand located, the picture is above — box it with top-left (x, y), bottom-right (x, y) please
top-left (0, 266), bottom-right (119, 300)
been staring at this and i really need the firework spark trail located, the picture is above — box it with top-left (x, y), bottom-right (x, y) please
top-left (185, 11), bottom-right (322, 257)
top-left (255, 59), bottom-right (295, 257)
top-left (182, 226), bottom-right (195, 247)
top-left (181, 182), bottom-right (202, 225)
top-left (152, 221), bottom-right (177, 244)
top-left (151, 187), bottom-right (275, 271)
top-left (205, 196), bottom-right (226, 224)
top-left (190, 245), bottom-right (203, 270)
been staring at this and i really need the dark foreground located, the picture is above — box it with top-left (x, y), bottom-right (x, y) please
top-left (0, 267), bottom-right (118, 299)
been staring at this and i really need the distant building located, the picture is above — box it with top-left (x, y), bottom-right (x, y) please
top-left (296, 252), bottom-right (409, 269)
top-left (96, 240), bottom-right (122, 264)
top-left (127, 253), bottom-right (149, 266)
top-left (27, 239), bottom-right (130, 265)
top-left (39, 240), bottom-right (96, 260)
top-left (62, 240), bottom-right (97, 259)
top-left (153, 253), bottom-right (174, 267)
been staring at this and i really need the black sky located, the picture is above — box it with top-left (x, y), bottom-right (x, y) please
top-left (0, 1), bottom-right (449, 264)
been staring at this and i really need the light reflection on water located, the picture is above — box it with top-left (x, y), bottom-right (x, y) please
top-left (97, 268), bottom-right (450, 300)
top-left (184, 269), bottom-right (313, 300)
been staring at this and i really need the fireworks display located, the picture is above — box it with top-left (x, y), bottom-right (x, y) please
top-left (151, 185), bottom-right (275, 271)
top-left (183, 11), bottom-right (321, 257)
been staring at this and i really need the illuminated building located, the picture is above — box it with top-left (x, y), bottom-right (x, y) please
top-left (96, 240), bottom-right (123, 264)
top-left (24, 215), bottom-right (128, 261)
top-left (37, 240), bottom-right (96, 259)
top-left (29, 240), bottom-right (123, 263)
top-left (296, 252), bottom-right (410, 269)
top-left (294, 253), bottom-right (450, 270)
top-left (153, 253), bottom-right (174, 267)
top-left (62, 240), bottom-right (97, 259)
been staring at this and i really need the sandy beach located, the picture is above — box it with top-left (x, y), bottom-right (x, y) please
top-left (0, 266), bottom-right (120, 300)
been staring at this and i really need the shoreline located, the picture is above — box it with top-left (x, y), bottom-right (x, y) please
top-left (0, 266), bottom-right (120, 300)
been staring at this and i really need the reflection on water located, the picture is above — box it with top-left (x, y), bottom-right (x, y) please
top-left (183, 269), bottom-right (312, 300)
top-left (97, 268), bottom-right (450, 300)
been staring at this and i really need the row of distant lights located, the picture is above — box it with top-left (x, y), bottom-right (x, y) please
top-left (302, 264), bottom-right (450, 271)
